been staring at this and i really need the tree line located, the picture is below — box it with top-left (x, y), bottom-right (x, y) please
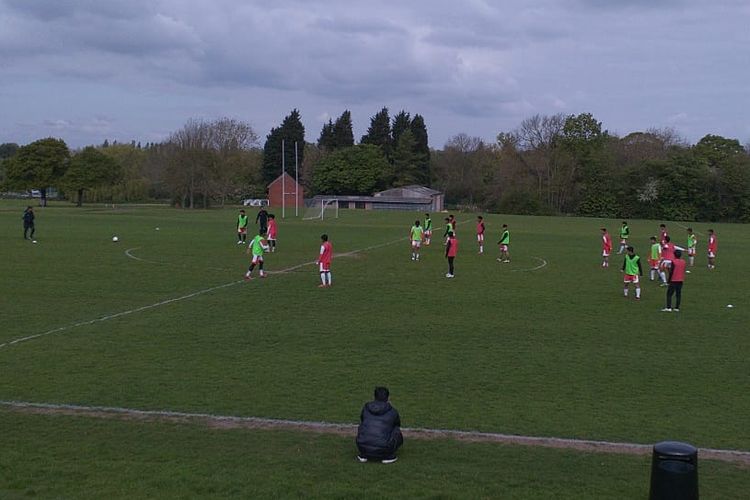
top-left (1, 109), bottom-right (749, 222)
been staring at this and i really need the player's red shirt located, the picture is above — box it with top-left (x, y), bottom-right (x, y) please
top-left (708, 235), bottom-right (717, 253)
top-left (477, 222), bottom-right (485, 235)
top-left (319, 241), bottom-right (333, 266)
top-left (267, 219), bottom-right (277, 238)
top-left (446, 236), bottom-right (458, 257)
top-left (660, 229), bottom-right (669, 246)
top-left (662, 242), bottom-right (675, 261)
top-left (602, 233), bottom-right (612, 252)
top-left (670, 259), bottom-right (686, 282)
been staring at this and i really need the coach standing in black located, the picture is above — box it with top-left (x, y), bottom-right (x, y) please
top-left (256, 207), bottom-right (269, 235)
top-left (22, 206), bottom-right (35, 240)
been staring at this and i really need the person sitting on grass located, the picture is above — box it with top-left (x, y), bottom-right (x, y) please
top-left (356, 386), bottom-right (403, 464)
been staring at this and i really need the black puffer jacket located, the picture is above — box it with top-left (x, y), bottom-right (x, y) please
top-left (356, 401), bottom-right (402, 458)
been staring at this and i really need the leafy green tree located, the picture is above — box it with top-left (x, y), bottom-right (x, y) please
top-left (262, 109), bottom-right (305, 184)
top-left (63, 146), bottom-right (121, 206)
top-left (360, 107), bottom-right (391, 157)
top-left (4, 137), bottom-right (70, 206)
top-left (693, 134), bottom-right (744, 169)
top-left (0, 143), bottom-right (19, 160)
top-left (312, 144), bottom-right (392, 195)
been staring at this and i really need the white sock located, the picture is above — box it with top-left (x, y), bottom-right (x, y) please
top-left (660, 271), bottom-right (667, 283)
top-left (326, 272), bottom-right (332, 285)
top-left (480, 245), bottom-right (483, 253)
top-left (320, 273), bottom-right (326, 285)
top-left (624, 288), bottom-right (628, 297)
top-left (636, 288), bottom-right (641, 299)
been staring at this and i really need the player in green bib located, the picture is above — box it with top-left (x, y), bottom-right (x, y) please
top-left (617, 221), bottom-right (630, 254)
top-left (443, 217), bottom-right (453, 239)
top-left (621, 246), bottom-right (643, 299)
top-left (237, 209), bottom-right (249, 244)
top-left (410, 220), bottom-right (424, 261)
top-left (244, 229), bottom-right (269, 280)
top-left (648, 236), bottom-right (661, 281)
top-left (686, 228), bottom-right (697, 269)
top-left (497, 224), bottom-right (510, 263)
top-left (424, 214), bottom-right (433, 245)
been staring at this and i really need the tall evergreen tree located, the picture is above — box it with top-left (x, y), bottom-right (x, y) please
top-left (361, 107), bottom-right (392, 156)
top-left (332, 110), bottom-right (354, 150)
top-left (317, 119), bottom-right (335, 152)
top-left (262, 109), bottom-right (305, 184)
top-left (410, 114), bottom-right (430, 184)
top-left (392, 130), bottom-right (420, 186)
top-left (391, 110), bottom-right (411, 148)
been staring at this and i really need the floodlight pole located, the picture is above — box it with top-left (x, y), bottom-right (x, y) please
top-left (295, 141), bottom-right (299, 217)
top-left (281, 139), bottom-right (286, 219)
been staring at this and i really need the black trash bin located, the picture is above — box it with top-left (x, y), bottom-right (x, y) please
top-left (649, 441), bottom-right (698, 500)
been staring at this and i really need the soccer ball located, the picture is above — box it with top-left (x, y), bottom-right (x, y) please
top-left (112, 236), bottom-right (119, 242)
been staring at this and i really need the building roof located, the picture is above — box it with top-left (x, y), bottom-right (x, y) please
top-left (267, 172), bottom-right (299, 188)
top-left (309, 194), bottom-right (431, 204)
top-left (375, 185), bottom-right (442, 198)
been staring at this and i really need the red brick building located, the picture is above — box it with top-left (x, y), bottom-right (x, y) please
top-left (267, 172), bottom-right (302, 211)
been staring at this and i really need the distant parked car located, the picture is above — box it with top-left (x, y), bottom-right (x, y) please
top-left (242, 198), bottom-right (270, 207)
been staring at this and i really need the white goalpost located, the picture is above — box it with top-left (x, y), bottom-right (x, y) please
top-left (302, 199), bottom-right (340, 220)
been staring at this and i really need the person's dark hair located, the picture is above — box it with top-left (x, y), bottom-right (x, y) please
top-left (664, 235), bottom-right (671, 243)
top-left (674, 249), bottom-right (682, 258)
top-left (240, 209), bottom-right (245, 213)
top-left (650, 236), bottom-right (656, 241)
top-left (622, 221), bottom-right (627, 224)
top-left (687, 227), bottom-right (692, 232)
top-left (502, 224), bottom-right (507, 228)
top-left (425, 213), bottom-right (429, 217)
top-left (601, 227), bottom-right (606, 232)
top-left (374, 386), bottom-right (389, 402)
top-left (478, 215), bottom-right (483, 220)
top-left (321, 233), bottom-right (328, 242)
top-left (269, 214), bottom-right (275, 219)
top-left (627, 245), bottom-right (634, 252)
top-left (660, 224), bottom-right (666, 228)
top-left (444, 217), bottom-right (450, 222)
top-left (708, 228), bottom-right (714, 234)
top-left (27, 206), bottom-right (33, 210)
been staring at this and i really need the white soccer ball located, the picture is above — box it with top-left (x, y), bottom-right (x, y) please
top-left (155, 227), bottom-right (160, 231)
top-left (32, 240), bottom-right (38, 244)
top-left (112, 236), bottom-right (119, 242)
top-left (727, 304), bottom-right (734, 308)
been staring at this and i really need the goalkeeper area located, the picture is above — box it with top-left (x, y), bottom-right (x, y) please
top-left (302, 197), bottom-right (340, 220)
top-left (1, 200), bottom-right (748, 498)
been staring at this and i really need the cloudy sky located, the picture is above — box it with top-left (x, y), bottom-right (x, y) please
top-left (1, 0), bottom-right (748, 149)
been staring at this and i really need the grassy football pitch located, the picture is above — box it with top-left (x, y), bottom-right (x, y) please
top-left (1, 201), bottom-right (748, 498)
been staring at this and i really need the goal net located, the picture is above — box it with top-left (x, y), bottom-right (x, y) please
top-left (303, 198), bottom-right (340, 220)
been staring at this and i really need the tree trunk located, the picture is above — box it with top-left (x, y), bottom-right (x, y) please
top-left (40, 188), bottom-right (47, 207)
top-left (77, 189), bottom-right (84, 207)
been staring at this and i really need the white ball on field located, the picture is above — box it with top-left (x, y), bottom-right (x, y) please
top-left (727, 304), bottom-right (734, 308)
top-left (32, 240), bottom-right (38, 244)
top-left (112, 236), bottom-right (119, 242)
top-left (155, 227), bottom-right (160, 231)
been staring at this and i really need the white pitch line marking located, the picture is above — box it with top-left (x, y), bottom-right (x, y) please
top-left (511, 256), bottom-right (548, 272)
top-left (673, 222), bottom-right (705, 237)
top-left (1, 400), bottom-right (748, 465)
top-left (1, 233), bottom-right (417, 350)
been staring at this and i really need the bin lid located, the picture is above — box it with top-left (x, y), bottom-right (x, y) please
top-left (653, 441), bottom-right (698, 457)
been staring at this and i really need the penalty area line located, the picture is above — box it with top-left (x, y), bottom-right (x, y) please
top-left (1, 400), bottom-right (748, 466)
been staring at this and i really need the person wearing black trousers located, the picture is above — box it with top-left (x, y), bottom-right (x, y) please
top-left (22, 206), bottom-right (35, 240)
top-left (662, 249), bottom-right (686, 312)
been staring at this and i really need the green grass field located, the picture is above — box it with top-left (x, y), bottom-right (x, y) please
top-left (1, 200), bottom-right (748, 498)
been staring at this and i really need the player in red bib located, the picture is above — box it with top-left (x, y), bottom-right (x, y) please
top-left (659, 224), bottom-right (669, 246)
top-left (267, 214), bottom-right (278, 252)
top-left (445, 231), bottom-right (458, 278)
top-left (317, 233), bottom-right (333, 288)
top-left (658, 235), bottom-right (675, 286)
top-left (476, 216), bottom-right (485, 254)
top-left (707, 229), bottom-right (717, 269)
top-left (601, 228), bottom-right (612, 268)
